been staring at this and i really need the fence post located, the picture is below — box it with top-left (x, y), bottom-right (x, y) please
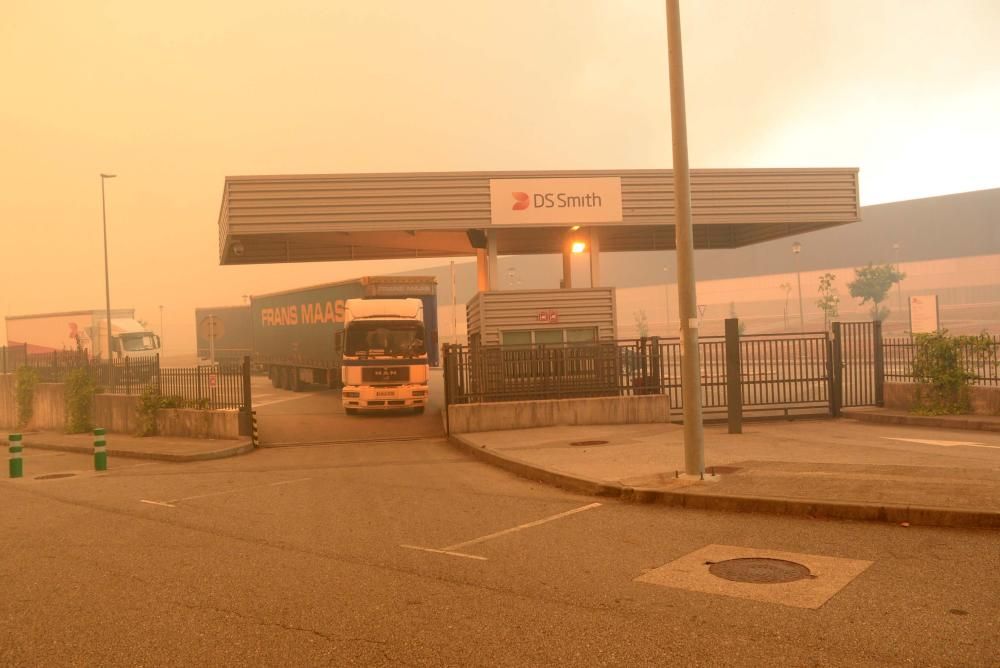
top-left (8, 433), bottom-right (23, 478)
top-left (724, 318), bottom-right (743, 434)
top-left (873, 319), bottom-right (885, 407)
top-left (830, 322), bottom-right (843, 417)
top-left (238, 356), bottom-right (253, 437)
top-left (442, 344), bottom-right (452, 434)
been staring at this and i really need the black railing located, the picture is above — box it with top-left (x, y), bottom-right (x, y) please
top-left (443, 331), bottom-right (833, 416)
top-left (884, 335), bottom-right (1000, 386)
top-left (0, 345), bottom-right (250, 410)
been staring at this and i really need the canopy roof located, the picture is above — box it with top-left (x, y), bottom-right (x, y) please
top-left (217, 168), bottom-right (859, 265)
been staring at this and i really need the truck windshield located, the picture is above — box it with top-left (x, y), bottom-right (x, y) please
top-left (345, 322), bottom-right (425, 357)
top-left (121, 334), bottom-right (157, 352)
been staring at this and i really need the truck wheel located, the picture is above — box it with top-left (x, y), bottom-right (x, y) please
top-left (289, 368), bottom-right (302, 392)
top-left (413, 407), bottom-right (425, 415)
top-left (345, 408), bottom-right (359, 416)
top-left (278, 366), bottom-right (290, 390)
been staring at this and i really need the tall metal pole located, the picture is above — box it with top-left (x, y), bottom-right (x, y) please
top-left (793, 241), bottom-right (804, 331)
top-left (666, 0), bottom-right (704, 476)
top-left (450, 260), bottom-right (458, 344)
top-left (100, 174), bottom-right (116, 379)
top-left (158, 304), bottom-right (164, 352)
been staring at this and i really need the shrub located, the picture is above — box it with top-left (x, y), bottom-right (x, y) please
top-left (14, 366), bottom-right (39, 429)
top-left (64, 368), bottom-right (96, 434)
top-left (910, 331), bottom-right (993, 415)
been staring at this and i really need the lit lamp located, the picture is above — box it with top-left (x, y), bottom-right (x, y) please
top-left (571, 241), bottom-right (587, 254)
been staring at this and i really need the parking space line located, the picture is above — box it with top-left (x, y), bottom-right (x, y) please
top-left (881, 437), bottom-right (997, 448)
top-left (401, 502), bottom-right (602, 560)
top-left (139, 477), bottom-right (312, 508)
top-left (442, 502), bottom-right (602, 551)
top-left (399, 545), bottom-right (488, 561)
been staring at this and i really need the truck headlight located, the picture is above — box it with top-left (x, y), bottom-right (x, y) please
top-left (412, 390), bottom-right (426, 397)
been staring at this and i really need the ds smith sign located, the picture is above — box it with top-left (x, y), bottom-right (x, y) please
top-left (489, 177), bottom-right (623, 226)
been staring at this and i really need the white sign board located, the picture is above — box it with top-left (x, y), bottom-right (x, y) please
top-left (909, 295), bottom-right (940, 334)
top-left (489, 177), bottom-right (623, 225)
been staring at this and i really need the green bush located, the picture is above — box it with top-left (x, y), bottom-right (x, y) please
top-left (14, 366), bottom-right (39, 429)
top-left (135, 389), bottom-right (210, 436)
top-left (64, 368), bottom-right (96, 434)
top-left (910, 331), bottom-right (993, 415)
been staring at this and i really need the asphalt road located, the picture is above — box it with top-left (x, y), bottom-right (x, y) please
top-left (3, 438), bottom-right (998, 667)
top-left (250, 368), bottom-right (446, 444)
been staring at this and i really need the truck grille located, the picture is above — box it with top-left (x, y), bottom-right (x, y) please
top-left (362, 367), bottom-right (409, 382)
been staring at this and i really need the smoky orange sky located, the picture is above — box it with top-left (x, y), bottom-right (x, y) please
top-left (1, 1), bottom-right (998, 351)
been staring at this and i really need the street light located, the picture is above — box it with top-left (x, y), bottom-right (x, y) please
top-left (158, 305), bottom-right (164, 353)
top-left (892, 242), bottom-right (902, 310)
top-left (792, 241), bottom-right (804, 331)
top-left (100, 173), bottom-right (116, 374)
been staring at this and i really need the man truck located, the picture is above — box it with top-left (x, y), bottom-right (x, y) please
top-left (4, 309), bottom-right (161, 360)
top-left (250, 276), bottom-right (437, 413)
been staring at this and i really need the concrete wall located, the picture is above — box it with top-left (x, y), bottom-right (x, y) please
top-left (0, 375), bottom-right (14, 429)
top-left (446, 394), bottom-right (671, 434)
top-left (156, 408), bottom-right (239, 440)
top-left (95, 394), bottom-right (140, 435)
top-left (885, 382), bottom-right (1000, 415)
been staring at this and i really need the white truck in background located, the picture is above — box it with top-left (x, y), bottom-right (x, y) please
top-left (340, 298), bottom-right (429, 415)
top-left (4, 309), bottom-right (161, 360)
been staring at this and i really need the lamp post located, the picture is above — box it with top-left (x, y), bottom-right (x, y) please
top-left (792, 241), bottom-right (804, 331)
top-left (158, 304), bottom-right (164, 353)
top-left (100, 173), bottom-right (116, 376)
top-left (892, 243), bottom-right (902, 310)
top-left (662, 266), bottom-right (671, 335)
top-left (666, 0), bottom-right (704, 476)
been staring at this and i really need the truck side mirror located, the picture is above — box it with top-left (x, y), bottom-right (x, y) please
top-left (154, 335), bottom-right (162, 349)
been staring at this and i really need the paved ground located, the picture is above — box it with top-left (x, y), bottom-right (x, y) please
top-left (251, 368), bottom-right (446, 444)
top-left (452, 419), bottom-right (1000, 526)
top-left (3, 439), bottom-right (999, 667)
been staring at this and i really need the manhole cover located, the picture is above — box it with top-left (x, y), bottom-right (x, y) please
top-left (708, 558), bottom-right (813, 584)
top-left (34, 473), bottom-right (77, 481)
top-left (570, 440), bottom-right (609, 447)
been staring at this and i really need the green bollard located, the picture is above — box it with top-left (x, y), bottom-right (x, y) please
top-left (93, 428), bottom-right (107, 471)
top-left (8, 433), bottom-right (23, 478)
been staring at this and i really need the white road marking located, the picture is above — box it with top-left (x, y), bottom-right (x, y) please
top-left (401, 502), bottom-right (603, 560)
top-left (442, 502), bottom-right (603, 551)
top-left (881, 437), bottom-right (998, 449)
top-left (399, 545), bottom-right (488, 561)
top-left (139, 477), bottom-right (312, 507)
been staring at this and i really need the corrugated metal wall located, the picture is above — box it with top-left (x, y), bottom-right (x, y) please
top-left (467, 288), bottom-right (616, 346)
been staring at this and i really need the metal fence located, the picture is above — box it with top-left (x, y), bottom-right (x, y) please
top-left (884, 335), bottom-right (1000, 386)
top-left (443, 330), bottom-right (833, 417)
top-left (0, 345), bottom-right (249, 410)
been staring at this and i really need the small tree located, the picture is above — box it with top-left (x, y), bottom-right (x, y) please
top-left (911, 331), bottom-right (993, 414)
top-left (64, 368), bottom-right (96, 434)
top-left (633, 310), bottom-right (649, 339)
top-left (14, 366), bottom-right (39, 429)
top-left (847, 263), bottom-right (905, 321)
top-left (816, 273), bottom-right (840, 330)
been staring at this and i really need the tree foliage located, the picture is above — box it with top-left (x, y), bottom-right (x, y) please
top-left (64, 368), bottom-right (96, 434)
top-left (815, 273), bottom-right (840, 330)
top-left (14, 366), bottom-right (39, 429)
top-left (848, 263), bottom-right (905, 321)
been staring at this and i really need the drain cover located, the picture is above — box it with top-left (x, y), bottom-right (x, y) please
top-left (570, 440), bottom-right (609, 447)
top-left (35, 473), bottom-right (77, 481)
top-left (708, 558), bottom-right (813, 584)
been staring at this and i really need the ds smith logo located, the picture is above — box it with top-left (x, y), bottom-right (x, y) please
top-left (511, 190), bottom-right (604, 211)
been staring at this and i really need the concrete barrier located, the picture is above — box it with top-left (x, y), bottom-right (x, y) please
top-left (156, 408), bottom-right (240, 440)
top-left (885, 382), bottom-right (1000, 416)
top-left (446, 394), bottom-right (671, 434)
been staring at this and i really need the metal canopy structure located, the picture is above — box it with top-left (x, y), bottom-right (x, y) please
top-left (217, 168), bottom-right (859, 266)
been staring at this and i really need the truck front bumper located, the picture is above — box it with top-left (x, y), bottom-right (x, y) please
top-left (342, 384), bottom-right (428, 411)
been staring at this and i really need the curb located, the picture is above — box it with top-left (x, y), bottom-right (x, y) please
top-left (21, 440), bottom-right (255, 463)
top-left (448, 434), bottom-right (1000, 530)
top-left (842, 410), bottom-right (1000, 432)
